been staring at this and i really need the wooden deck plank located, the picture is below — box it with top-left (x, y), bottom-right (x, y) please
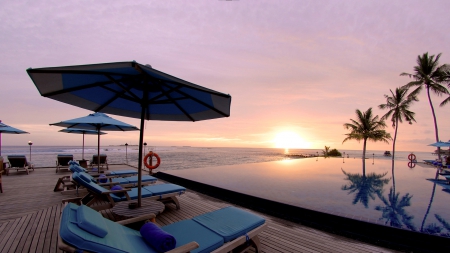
top-left (4, 214), bottom-right (32, 253)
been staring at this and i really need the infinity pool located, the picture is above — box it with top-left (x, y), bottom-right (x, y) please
top-left (166, 157), bottom-right (450, 238)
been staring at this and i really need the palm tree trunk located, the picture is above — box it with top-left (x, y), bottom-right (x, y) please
top-left (362, 138), bottom-right (367, 176)
top-left (392, 118), bottom-right (399, 165)
top-left (392, 118), bottom-right (398, 194)
top-left (426, 85), bottom-right (441, 160)
top-left (421, 170), bottom-right (439, 232)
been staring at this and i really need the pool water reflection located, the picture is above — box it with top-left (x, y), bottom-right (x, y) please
top-left (166, 157), bottom-right (450, 238)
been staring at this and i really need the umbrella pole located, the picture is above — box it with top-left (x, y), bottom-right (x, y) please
top-left (97, 127), bottom-right (101, 172)
top-left (82, 132), bottom-right (85, 160)
top-left (137, 107), bottom-right (146, 208)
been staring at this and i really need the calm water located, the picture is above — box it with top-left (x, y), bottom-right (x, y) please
top-left (0, 145), bottom-right (439, 169)
top-left (167, 157), bottom-right (450, 239)
top-left (2, 146), bottom-right (447, 238)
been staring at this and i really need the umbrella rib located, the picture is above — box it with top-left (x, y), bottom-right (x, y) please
top-left (154, 82), bottom-right (195, 121)
top-left (93, 75), bottom-right (140, 112)
top-left (159, 82), bottom-right (230, 117)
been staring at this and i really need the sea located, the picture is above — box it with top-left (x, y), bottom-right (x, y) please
top-left (0, 145), bottom-right (440, 169)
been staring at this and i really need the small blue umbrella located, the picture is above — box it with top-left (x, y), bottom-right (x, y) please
top-left (59, 128), bottom-right (107, 160)
top-left (27, 61), bottom-right (231, 206)
top-left (428, 141), bottom-right (450, 148)
top-left (50, 113), bottom-right (139, 166)
top-left (0, 121), bottom-right (29, 156)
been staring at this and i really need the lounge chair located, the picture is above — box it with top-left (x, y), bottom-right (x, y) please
top-left (55, 164), bottom-right (157, 193)
top-left (69, 161), bottom-right (136, 177)
top-left (56, 154), bottom-right (73, 173)
top-left (59, 203), bottom-right (267, 253)
top-left (70, 171), bottom-right (185, 211)
top-left (90, 154), bottom-right (108, 170)
top-left (6, 155), bottom-right (34, 175)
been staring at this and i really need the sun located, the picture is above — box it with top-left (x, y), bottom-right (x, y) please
top-left (274, 132), bottom-right (310, 149)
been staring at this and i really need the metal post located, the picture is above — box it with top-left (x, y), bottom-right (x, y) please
top-left (316, 151), bottom-right (318, 161)
top-left (28, 141), bottom-right (33, 162)
top-left (343, 152), bottom-right (345, 163)
top-left (125, 143), bottom-right (128, 164)
top-left (144, 142), bottom-right (147, 155)
top-left (372, 153), bottom-right (374, 165)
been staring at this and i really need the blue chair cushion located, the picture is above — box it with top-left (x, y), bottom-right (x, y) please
top-left (162, 220), bottom-right (223, 253)
top-left (140, 222), bottom-right (176, 252)
top-left (79, 172), bottom-right (95, 183)
top-left (60, 203), bottom-right (157, 253)
top-left (109, 170), bottom-right (138, 176)
top-left (76, 205), bottom-right (108, 238)
top-left (111, 177), bottom-right (130, 184)
top-left (126, 175), bottom-right (157, 184)
top-left (143, 184), bottom-right (186, 196)
top-left (193, 206), bottom-right (265, 242)
top-left (110, 187), bottom-right (153, 202)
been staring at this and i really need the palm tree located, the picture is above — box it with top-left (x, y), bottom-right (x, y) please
top-left (322, 146), bottom-right (330, 157)
top-left (378, 87), bottom-right (418, 172)
top-left (343, 108), bottom-right (392, 175)
top-left (401, 52), bottom-right (450, 160)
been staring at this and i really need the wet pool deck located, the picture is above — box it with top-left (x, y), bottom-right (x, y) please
top-left (0, 164), bottom-right (399, 253)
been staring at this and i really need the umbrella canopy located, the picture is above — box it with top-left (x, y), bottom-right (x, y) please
top-left (50, 112), bottom-right (139, 166)
top-left (59, 128), bottom-right (107, 160)
top-left (428, 141), bottom-right (450, 148)
top-left (0, 121), bottom-right (29, 155)
top-left (27, 61), bottom-right (231, 207)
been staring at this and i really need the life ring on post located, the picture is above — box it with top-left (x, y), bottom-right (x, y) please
top-left (408, 162), bottom-right (416, 168)
top-left (144, 151), bottom-right (161, 171)
top-left (408, 153), bottom-right (416, 161)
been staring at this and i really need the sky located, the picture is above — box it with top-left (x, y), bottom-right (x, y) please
top-left (0, 0), bottom-right (449, 152)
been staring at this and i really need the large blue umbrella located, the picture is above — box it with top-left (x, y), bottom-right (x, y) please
top-left (59, 128), bottom-right (107, 160)
top-left (0, 121), bottom-right (29, 156)
top-left (50, 113), bottom-right (138, 166)
top-left (27, 61), bottom-right (231, 206)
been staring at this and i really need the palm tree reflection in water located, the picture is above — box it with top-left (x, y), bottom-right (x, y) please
top-left (341, 169), bottom-right (389, 208)
top-left (375, 188), bottom-right (416, 231)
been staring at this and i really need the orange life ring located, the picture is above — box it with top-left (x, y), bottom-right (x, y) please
top-left (408, 154), bottom-right (416, 161)
top-left (144, 151), bottom-right (161, 170)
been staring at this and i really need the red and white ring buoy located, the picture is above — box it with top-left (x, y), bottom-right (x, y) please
top-left (408, 153), bottom-right (416, 161)
top-left (408, 162), bottom-right (416, 168)
top-left (144, 151), bottom-right (161, 170)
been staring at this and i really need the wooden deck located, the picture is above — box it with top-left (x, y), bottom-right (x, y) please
top-left (0, 165), bottom-right (399, 253)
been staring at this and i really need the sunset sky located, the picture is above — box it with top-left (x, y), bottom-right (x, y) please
top-left (1, 0), bottom-right (449, 152)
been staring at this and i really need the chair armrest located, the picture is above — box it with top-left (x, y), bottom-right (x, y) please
top-left (62, 197), bottom-right (83, 205)
top-left (166, 242), bottom-right (200, 253)
top-left (116, 214), bottom-right (156, 225)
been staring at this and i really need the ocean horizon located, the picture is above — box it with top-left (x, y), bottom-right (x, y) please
top-left (0, 145), bottom-right (440, 169)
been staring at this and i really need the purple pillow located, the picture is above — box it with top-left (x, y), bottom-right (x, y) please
top-left (98, 174), bottom-right (107, 183)
top-left (110, 185), bottom-right (124, 197)
top-left (140, 222), bottom-right (176, 252)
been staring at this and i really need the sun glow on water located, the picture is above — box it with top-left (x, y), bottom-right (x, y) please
top-left (274, 132), bottom-right (310, 149)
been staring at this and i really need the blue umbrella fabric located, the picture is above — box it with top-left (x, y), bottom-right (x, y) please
top-left (428, 141), bottom-right (450, 148)
top-left (0, 122), bottom-right (29, 156)
top-left (27, 61), bottom-right (231, 207)
top-left (59, 128), bottom-right (107, 160)
top-left (50, 113), bottom-right (138, 166)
